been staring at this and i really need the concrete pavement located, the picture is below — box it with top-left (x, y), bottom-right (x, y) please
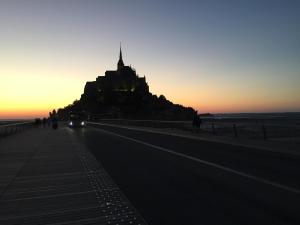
top-left (0, 126), bottom-right (146, 225)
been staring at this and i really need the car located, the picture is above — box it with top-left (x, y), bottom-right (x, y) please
top-left (68, 111), bottom-right (86, 128)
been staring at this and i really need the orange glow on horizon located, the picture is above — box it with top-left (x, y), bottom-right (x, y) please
top-left (1, 78), bottom-right (300, 119)
top-left (1, 58), bottom-right (299, 119)
top-left (0, 109), bottom-right (49, 120)
top-left (2, 101), bottom-right (299, 120)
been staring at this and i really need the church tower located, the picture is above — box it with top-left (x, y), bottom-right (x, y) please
top-left (117, 44), bottom-right (124, 71)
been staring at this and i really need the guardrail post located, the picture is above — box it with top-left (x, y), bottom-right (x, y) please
top-left (233, 124), bottom-right (238, 138)
top-left (262, 125), bottom-right (267, 140)
top-left (0, 121), bottom-right (34, 139)
top-left (212, 123), bottom-right (216, 135)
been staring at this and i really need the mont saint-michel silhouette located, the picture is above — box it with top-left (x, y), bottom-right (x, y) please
top-left (57, 47), bottom-right (196, 120)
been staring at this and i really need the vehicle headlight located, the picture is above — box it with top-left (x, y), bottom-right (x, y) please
top-left (69, 121), bottom-right (73, 126)
top-left (81, 121), bottom-right (85, 126)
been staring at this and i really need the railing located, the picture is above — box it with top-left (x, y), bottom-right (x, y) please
top-left (89, 118), bottom-right (300, 141)
top-left (0, 122), bottom-right (35, 138)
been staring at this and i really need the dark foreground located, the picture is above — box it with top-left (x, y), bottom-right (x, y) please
top-left (76, 123), bottom-right (300, 225)
top-left (0, 127), bottom-right (146, 225)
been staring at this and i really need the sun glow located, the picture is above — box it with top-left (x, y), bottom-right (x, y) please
top-left (0, 73), bottom-right (84, 119)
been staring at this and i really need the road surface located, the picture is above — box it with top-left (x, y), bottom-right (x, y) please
top-left (73, 123), bottom-right (300, 225)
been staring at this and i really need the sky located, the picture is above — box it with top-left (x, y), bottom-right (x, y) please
top-left (0, 0), bottom-right (299, 119)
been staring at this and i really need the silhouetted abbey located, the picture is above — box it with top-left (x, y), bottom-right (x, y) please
top-left (82, 46), bottom-right (149, 102)
top-left (58, 47), bottom-right (196, 120)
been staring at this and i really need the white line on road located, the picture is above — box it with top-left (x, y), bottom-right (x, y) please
top-left (94, 127), bottom-right (300, 195)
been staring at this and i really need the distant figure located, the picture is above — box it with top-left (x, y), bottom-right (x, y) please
top-left (192, 114), bottom-right (202, 132)
top-left (34, 118), bottom-right (42, 127)
top-left (42, 117), bottom-right (47, 127)
top-left (52, 116), bottom-right (58, 129)
top-left (50, 110), bottom-right (58, 130)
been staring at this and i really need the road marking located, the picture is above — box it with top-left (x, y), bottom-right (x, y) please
top-left (95, 127), bottom-right (300, 195)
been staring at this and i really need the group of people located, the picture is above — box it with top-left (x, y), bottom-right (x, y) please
top-left (35, 116), bottom-right (58, 130)
top-left (35, 110), bottom-right (58, 129)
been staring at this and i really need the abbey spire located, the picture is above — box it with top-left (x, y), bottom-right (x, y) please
top-left (117, 43), bottom-right (124, 71)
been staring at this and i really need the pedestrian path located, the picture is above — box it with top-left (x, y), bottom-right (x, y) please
top-left (0, 127), bottom-right (146, 225)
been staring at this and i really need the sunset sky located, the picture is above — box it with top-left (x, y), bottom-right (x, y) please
top-left (0, 0), bottom-right (300, 119)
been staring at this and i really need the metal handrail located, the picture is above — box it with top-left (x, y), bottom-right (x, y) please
top-left (0, 121), bottom-right (35, 138)
top-left (0, 122), bottom-right (33, 128)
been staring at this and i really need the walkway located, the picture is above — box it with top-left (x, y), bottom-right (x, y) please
top-left (0, 126), bottom-right (146, 225)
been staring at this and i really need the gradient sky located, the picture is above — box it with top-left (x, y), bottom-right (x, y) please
top-left (0, 0), bottom-right (299, 119)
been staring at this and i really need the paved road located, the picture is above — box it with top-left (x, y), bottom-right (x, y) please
top-left (74, 123), bottom-right (300, 225)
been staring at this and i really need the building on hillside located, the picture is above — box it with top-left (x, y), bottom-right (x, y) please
top-left (82, 46), bottom-right (149, 101)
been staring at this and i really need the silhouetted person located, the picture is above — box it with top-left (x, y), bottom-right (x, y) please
top-left (42, 117), bottom-right (47, 127)
top-left (47, 117), bottom-right (51, 127)
top-left (192, 114), bottom-right (202, 132)
top-left (50, 110), bottom-right (58, 130)
top-left (52, 116), bottom-right (58, 129)
top-left (35, 118), bottom-right (42, 127)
